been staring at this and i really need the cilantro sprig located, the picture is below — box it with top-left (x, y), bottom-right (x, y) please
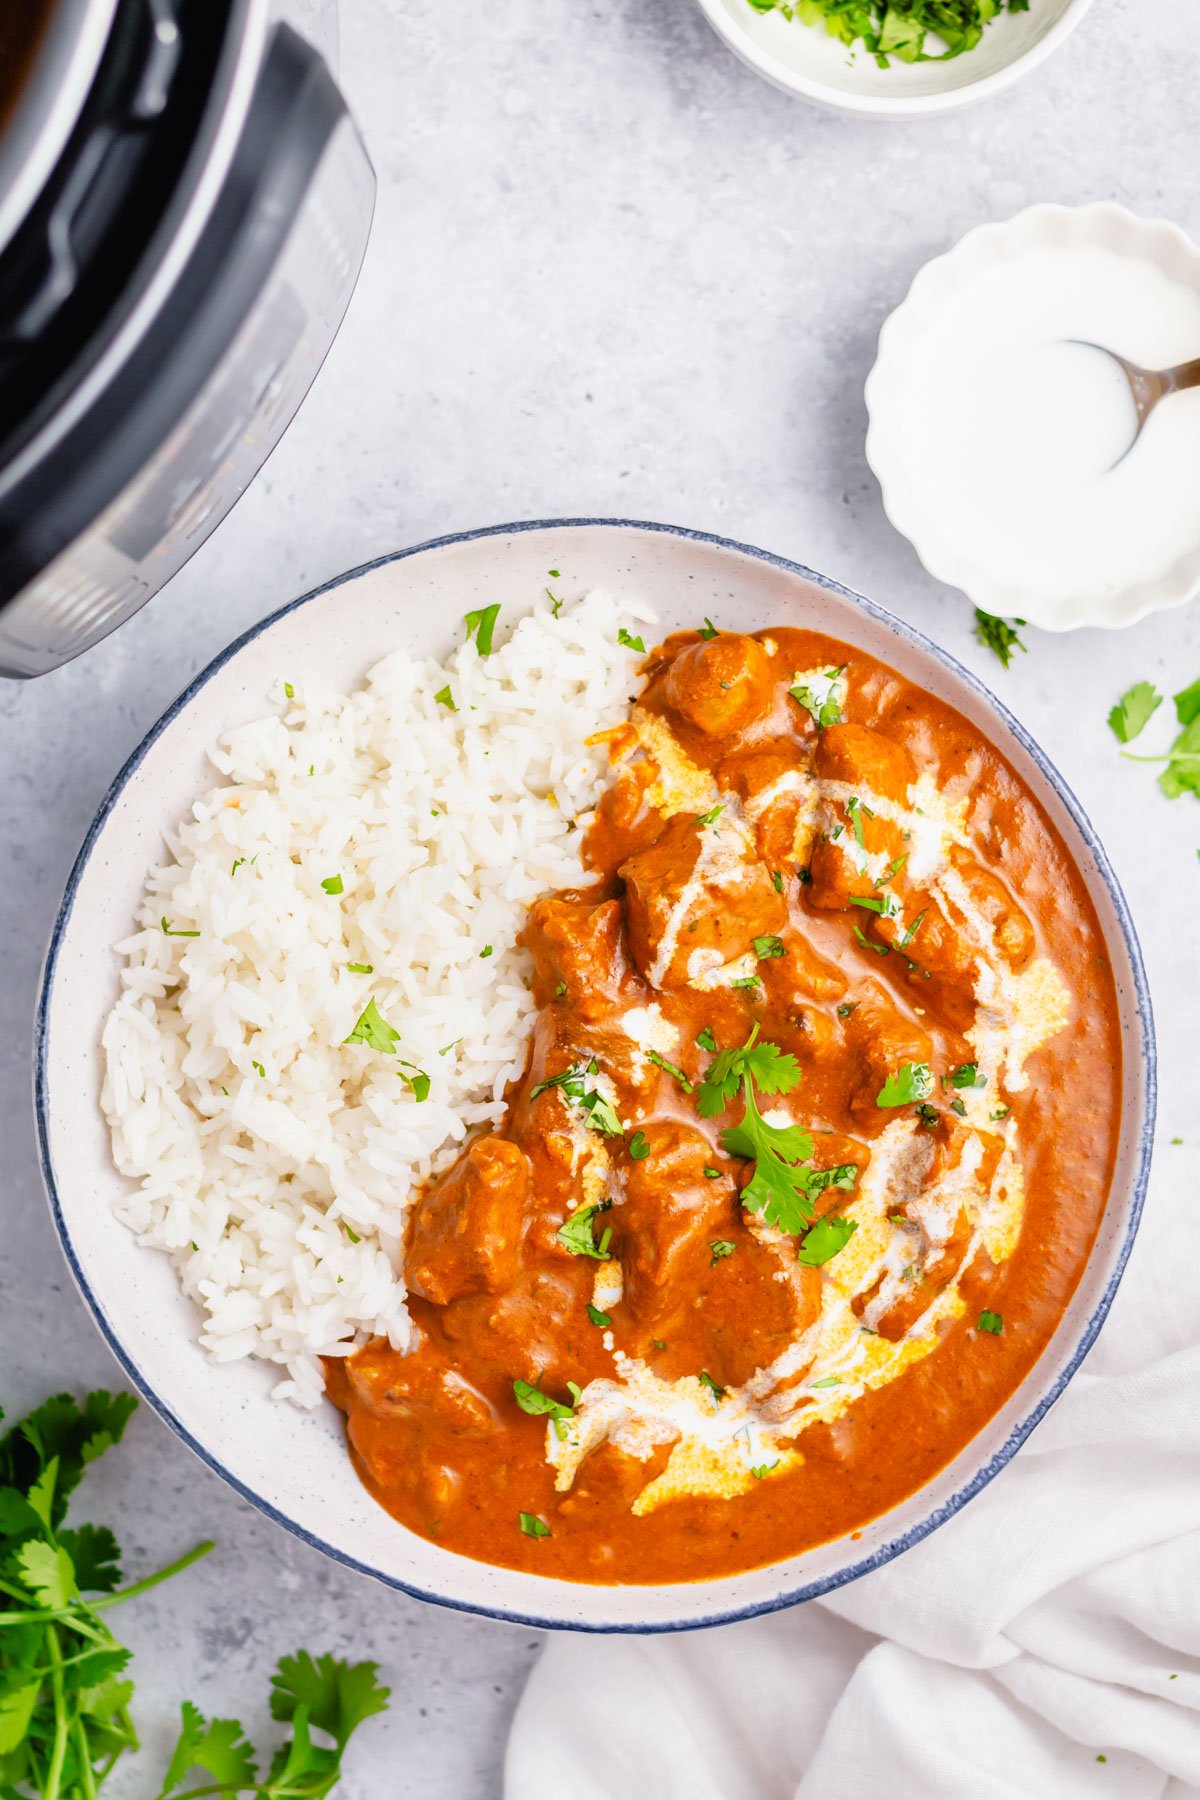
top-left (530, 1061), bottom-right (622, 1137)
top-left (0, 1390), bottom-right (213, 1799)
top-left (158, 1651), bottom-right (389, 1799)
top-left (974, 608), bottom-right (1027, 671)
top-left (1118, 676), bottom-right (1200, 803)
top-left (0, 1390), bottom-right (389, 1800)
top-left (696, 1029), bottom-right (858, 1243)
top-left (1107, 680), bottom-right (1161, 745)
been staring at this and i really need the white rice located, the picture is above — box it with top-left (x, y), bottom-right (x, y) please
top-left (101, 589), bottom-right (648, 1404)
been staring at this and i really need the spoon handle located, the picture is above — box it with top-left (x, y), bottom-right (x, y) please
top-left (1165, 355), bottom-right (1200, 397)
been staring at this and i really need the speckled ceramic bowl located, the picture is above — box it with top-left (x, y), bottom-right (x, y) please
top-left (36, 519), bottom-right (1154, 1632)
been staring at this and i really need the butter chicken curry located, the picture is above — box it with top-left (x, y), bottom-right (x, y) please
top-left (326, 623), bottom-right (1120, 1583)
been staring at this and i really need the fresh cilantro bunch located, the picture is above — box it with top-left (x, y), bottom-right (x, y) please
top-left (0, 1390), bottom-right (212, 1799)
top-left (746, 0), bottom-right (1029, 66)
top-left (696, 1030), bottom-right (858, 1242)
top-left (157, 1651), bottom-right (390, 1800)
top-left (0, 1391), bottom-right (390, 1800)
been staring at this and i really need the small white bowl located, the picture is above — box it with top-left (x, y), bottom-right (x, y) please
top-left (865, 203), bottom-right (1200, 631)
top-left (36, 520), bottom-right (1153, 1632)
top-left (691, 0), bottom-right (1094, 117)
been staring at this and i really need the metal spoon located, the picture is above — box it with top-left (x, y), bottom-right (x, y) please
top-left (1078, 343), bottom-right (1200, 450)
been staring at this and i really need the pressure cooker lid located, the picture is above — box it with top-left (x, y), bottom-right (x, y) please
top-left (0, 0), bottom-right (119, 261)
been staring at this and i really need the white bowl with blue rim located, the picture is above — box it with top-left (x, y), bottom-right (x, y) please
top-left (691, 0), bottom-right (1095, 118)
top-left (36, 519), bottom-right (1153, 1632)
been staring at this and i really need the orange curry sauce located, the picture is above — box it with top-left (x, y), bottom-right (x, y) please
top-left (325, 626), bottom-right (1120, 1583)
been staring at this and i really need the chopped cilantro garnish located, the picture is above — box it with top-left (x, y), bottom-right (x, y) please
top-left (556, 1201), bottom-right (613, 1259)
top-left (698, 617), bottom-right (719, 640)
top-left (546, 588), bottom-right (563, 617)
top-left (950, 1097), bottom-right (967, 1116)
top-left (974, 608), bottom-right (1027, 670)
top-left (990, 1104), bottom-right (1011, 1121)
top-left (283, 680), bottom-right (294, 698)
top-left (703, 1165), bottom-right (722, 1180)
top-left (519, 1512), bottom-right (551, 1538)
top-left (586, 1303), bottom-right (611, 1328)
top-left (252, 1061), bottom-right (265, 1078)
top-left (397, 1065), bottom-right (431, 1101)
top-left (797, 866), bottom-right (813, 884)
top-left (347, 961), bottom-right (373, 973)
top-left (978, 1310), bottom-right (1003, 1335)
top-left (1107, 680), bottom-right (1161, 744)
top-left (231, 857), bottom-right (245, 875)
top-left (899, 910), bottom-right (926, 949)
top-left (555, 979), bottom-right (567, 998)
top-left (160, 917), bottom-right (200, 937)
top-left (628, 1130), bottom-right (651, 1160)
top-left (853, 924), bottom-right (890, 956)
top-left (875, 853), bottom-right (909, 887)
top-left (513, 1378), bottom-right (576, 1422)
top-left (548, 568), bottom-right (560, 578)
top-left (343, 996), bottom-right (401, 1051)
top-left (709, 1239), bottom-right (735, 1265)
top-left (756, 1), bottom-right (1032, 64)
top-left (753, 934), bottom-right (786, 959)
top-left (698, 1370), bottom-right (726, 1399)
top-left (618, 627), bottom-right (646, 653)
top-left (771, 869), bottom-right (784, 893)
top-left (344, 1224), bottom-right (361, 1243)
top-left (750, 1461), bottom-right (779, 1479)
top-left (789, 665), bottom-right (845, 729)
top-left (696, 1025), bottom-right (717, 1052)
top-left (845, 794), bottom-right (872, 848)
top-left (531, 1062), bottom-right (623, 1135)
top-left (695, 804), bottom-right (725, 828)
top-left (837, 1001), bottom-right (858, 1018)
top-left (731, 974), bottom-right (763, 989)
top-left (647, 1050), bottom-right (693, 1093)
top-left (915, 1101), bottom-right (940, 1127)
top-left (877, 1062), bottom-right (934, 1108)
top-left (321, 874), bottom-right (343, 895)
top-left (797, 1215), bottom-right (858, 1267)
top-left (950, 1062), bottom-right (986, 1089)
top-left (434, 684), bottom-right (457, 710)
top-left (464, 603), bottom-right (501, 654)
top-left (480, 944), bottom-right (493, 958)
top-left (849, 892), bottom-right (900, 918)
top-left (810, 1376), bottom-right (843, 1389)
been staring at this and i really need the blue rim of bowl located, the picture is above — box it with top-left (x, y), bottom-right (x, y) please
top-left (34, 516), bottom-right (1156, 1635)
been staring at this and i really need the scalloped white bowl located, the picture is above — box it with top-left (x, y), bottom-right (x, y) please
top-left (36, 520), bottom-right (1153, 1631)
top-left (691, 0), bottom-right (1094, 117)
top-left (865, 203), bottom-right (1200, 631)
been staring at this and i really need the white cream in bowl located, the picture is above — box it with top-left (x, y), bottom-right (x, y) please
top-left (866, 205), bottom-right (1200, 631)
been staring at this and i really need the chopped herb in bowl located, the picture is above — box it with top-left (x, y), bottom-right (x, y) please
top-left (745, 0), bottom-right (1031, 67)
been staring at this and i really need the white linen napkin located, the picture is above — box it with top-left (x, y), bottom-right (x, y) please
top-left (506, 1156), bottom-right (1200, 1800)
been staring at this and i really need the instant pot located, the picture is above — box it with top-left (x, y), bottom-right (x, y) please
top-left (0, 0), bottom-right (374, 678)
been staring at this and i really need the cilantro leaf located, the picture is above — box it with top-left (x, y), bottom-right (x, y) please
top-left (949, 1062), bottom-right (986, 1090)
top-left (586, 1304), bottom-right (611, 1328)
top-left (320, 874), bottom-right (344, 895)
top-left (342, 997), bottom-right (400, 1052)
top-left (618, 627), bottom-right (646, 653)
top-left (15, 1541), bottom-right (76, 1609)
top-left (58, 1523), bottom-right (121, 1592)
top-left (696, 1030), bottom-right (801, 1117)
top-left (555, 1202), bottom-right (613, 1260)
top-left (464, 603), bottom-right (501, 654)
top-left (698, 1371), bottom-right (726, 1399)
top-left (978, 1310), bottom-right (1004, 1335)
top-left (628, 1130), bottom-right (650, 1160)
top-left (974, 608), bottom-right (1027, 670)
top-left (160, 1701), bottom-right (258, 1795)
top-left (1107, 680), bottom-right (1162, 744)
top-left (709, 1239), bottom-right (735, 1265)
top-left (698, 617), bottom-right (719, 640)
top-left (1176, 677), bottom-right (1200, 727)
top-left (753, 935), bottom-right (786, 959)
top-left (797, 1216), bottom-right (858, 1267)
top-left (512, 1379), bottom-right (575, 1422)
top-left (876, 1062), bottom-right (934, 1107)
top-left (789, 665), bottom-right (845, 729)
top-left (519, 1512), bottom-right (551, 1537)
top-left (269, 1650), bottom-right (390, 1751)
top-left (434, 684), bottom-right (457, 710)
top-left (646, 1050), bottom-right (693, 1092)
top-left (696, 1026), bottom-right (717, 1052)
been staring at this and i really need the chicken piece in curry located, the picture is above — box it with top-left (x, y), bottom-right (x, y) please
top-left (326, 625), bottom-right (1119, 1583)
